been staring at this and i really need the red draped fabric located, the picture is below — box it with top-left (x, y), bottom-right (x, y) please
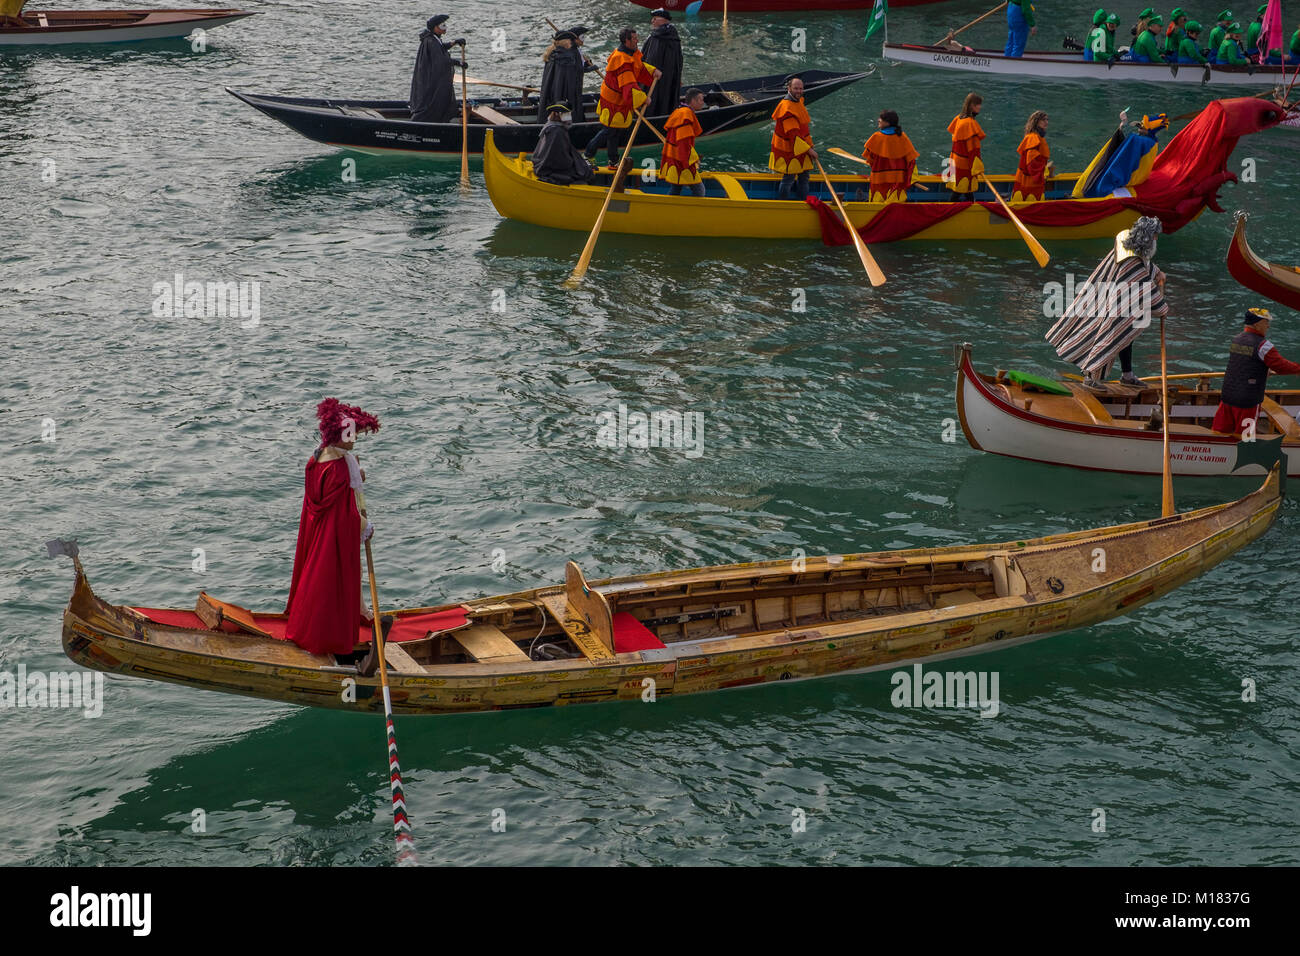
top-left (285, 456), bottom-right (363, 656)
top-left (805, 98), bottom-right (1283, 247)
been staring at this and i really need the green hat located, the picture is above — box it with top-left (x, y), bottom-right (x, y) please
top-left (1186, 19), bottom-right (1202, 31)
top-left (1217, 9), bottom-right (1233, 20)
top-left (1140, 6), bottom-right (1155, 16)
top-left (1171, 7), bottom-right (1186, 18)
top-left (1229, 19), bottom-right (1243, 30)
top-left (1148, 13), bottom-right (1164, 24)
top-left (1257, 4), bottom-right (1267, 14)
top-left (1093, 7), bottom-right (1108, 24)
top-left (1107, 12), bottom-right (1120, 23)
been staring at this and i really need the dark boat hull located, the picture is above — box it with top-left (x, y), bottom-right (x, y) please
top-left (629, 0), bottom-right (948, 10)
top-left (227, 69), bottom-right (870, 159)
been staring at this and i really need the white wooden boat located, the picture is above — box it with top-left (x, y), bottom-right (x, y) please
top-left (0, 8), bottom-right (253, 46)
top-left (955, 344), bottom-right (1300, 476)
top-left (883, 42), bottom-right (1293, 87)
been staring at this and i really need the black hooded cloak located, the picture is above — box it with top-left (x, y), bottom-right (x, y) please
top-left (538, 42), bottom-right (584, 120)
top-left (410, 26), bottom-right (458, 123)
top-left (641, 23), bottom-right (683, 116)
top-left (532, 120), bottom-right (595, 185)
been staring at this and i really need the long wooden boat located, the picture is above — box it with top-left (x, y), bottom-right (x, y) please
top-left (956, 343), bottom-right (1300, 476)
top-left (883, 41), bottom-right (1294, 86)
top-left (482, 97), bottom-right (1282, 243)
top-left (226, 69), bottom-right (869, 159)
top-left (0, 8), bottom-right (254, 46)
top-left (483, 129), bottom-right (1141, 240)
top-left (60, 468), bottom-right (1283, 716)
top-left (1226, 213), bottom-right (1300, 311)
top-left (630, 0), bottom-right (948, 11)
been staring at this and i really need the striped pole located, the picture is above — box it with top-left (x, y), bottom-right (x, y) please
top-left (366, 538), bottom-right (417, 866)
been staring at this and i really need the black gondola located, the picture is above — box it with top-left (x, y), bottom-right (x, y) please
top-left (226, 69), bottom-right (872, 159)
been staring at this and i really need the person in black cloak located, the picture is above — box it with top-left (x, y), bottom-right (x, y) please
top-left (409, 14), bottom-right (465, 123)
top-left (538, 31), bottom-right (584, 121)
top-left (532, 104), bottom-right (597, 185)
top-left (641, 8), bottom-right (683, 116)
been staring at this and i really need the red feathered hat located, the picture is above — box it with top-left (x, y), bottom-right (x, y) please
top-left (316, 397), bottom-right (380, 446)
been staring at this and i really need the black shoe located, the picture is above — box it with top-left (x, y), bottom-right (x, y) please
top-left (355, 617), bottom-right (394, 676)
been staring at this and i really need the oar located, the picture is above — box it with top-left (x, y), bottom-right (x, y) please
top-left (978, 173), bottom-right (1050, 267)
top-left (565, 75), bottom-right (660, 287)
top-left (459, 48), bottom-right (471, 190)
top-left (464, 76), bottom-right (541, 94)
top-left (812, 156), bottom-right (886, 286)
top-left (1158, 314), bottom-right (1176, 516)
top-left (364, 536), bottom-right (417, 866)
top-left (827, 147), bottom-right (930, 190)
top-left (936, 2), bottom-right (1008, 46)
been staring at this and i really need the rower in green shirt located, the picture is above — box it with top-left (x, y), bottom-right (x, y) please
top-left (1178, 20), bottom-right (1209, 62)
top-left (1246, 4), bottom-right (1265, 53)
top-left (1163, 8), bottom-right (1190, 56)
top-left (1292, 27), bottom-right (1300, 59)
top-left (1086, 10), bottom-right (1120, 61)
top-left (1208, 9), bottom-right (1233, 53)
top-left (1218, 21), bottom-right (1249, 63)
top-left (1132, 14), bottom-right (1165, 60)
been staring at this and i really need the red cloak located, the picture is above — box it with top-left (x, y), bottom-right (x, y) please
top-left (284, 455), bottom-right (362, 656)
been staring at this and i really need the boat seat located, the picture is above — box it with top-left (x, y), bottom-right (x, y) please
top-left (1065, 385), bottom-right (1115, 424)
top-left (707, 172), bottom-right (748, 201)
top-left (339, 106), bottom-right (386, 119)
top-left (471, 105), bottom-right (520, 125)
top-left (453, 624), bottom-right (530, 663)
top-left (381, 640), bottom-right (426, 674)
top-left (536, 561), bottom-right (619, 662)
top-left (1261, 397), bottom-right (1300, 439)
top-left (612, 612), bottom-right (666, 652)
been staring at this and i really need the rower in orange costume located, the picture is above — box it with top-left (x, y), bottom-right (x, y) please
top-left (662, 88), bottom-right (706, 196)
top-left (860, 109), bottom-right (919, 203)
top-left (769, 74), bottom-right (816, 200)
top-left (584, 26), bottom-right (661, 167)
top-left (1012, 110), bottom-right (1054, 201)
top-left (946, 93), bottom-right (986, 201)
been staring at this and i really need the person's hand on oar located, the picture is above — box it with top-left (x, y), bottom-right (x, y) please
top-left (826, 147), bottom-right (930, 191)
top-left (978, 173), bottom-right (1050, 267)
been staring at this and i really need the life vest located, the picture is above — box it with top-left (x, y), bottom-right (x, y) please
top-left (1221, 328), bottom-right (1271, 408)
top-left (661, 105), bottom-right (703, 185)
top-left (946, 115), bottom-right (986, 194)
top-left (598, 47), bottom-right (654, 128)
top-left (1012, 132), bottom-right (1050, 201)
top-left (769, 97), bottom-right (813, 175)
top-left (861, 129), bottom-right (918, 203)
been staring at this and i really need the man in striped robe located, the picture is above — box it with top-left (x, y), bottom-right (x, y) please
top-left (1046, 216), bottom-right (1168, 389)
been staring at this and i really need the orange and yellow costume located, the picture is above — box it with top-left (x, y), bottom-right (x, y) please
top-left (946, 115), bottom-right (986, 194)
top-left (597, 48), bottom-right (656, 128)
top-left (861, 129), bottom-right (919, 203)
top-left (1013, 132), bottom-right (1051, 201)
top-left (769, 97), bottom-right (813, 174)
top-left (661, 105), bottom-right (703, 186)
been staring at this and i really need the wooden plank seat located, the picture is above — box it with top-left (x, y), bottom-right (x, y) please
top-left (471, 105), bottom-right (520, 125)
top-left (453, 624), bottom-right (530, 664)
top-left (535, 562), bottom-right (667, 663)
top-left (381, 640), bottom-right (426, 674)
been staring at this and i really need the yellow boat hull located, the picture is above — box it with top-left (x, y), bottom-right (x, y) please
top-left (482, 129), bottom-right (1143, 242)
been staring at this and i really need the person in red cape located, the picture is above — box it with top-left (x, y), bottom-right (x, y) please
top-left (284, 398), bottom-right (384, 670)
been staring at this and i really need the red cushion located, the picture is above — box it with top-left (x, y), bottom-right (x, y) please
top-left (612, 612), bottom-right (666, 653)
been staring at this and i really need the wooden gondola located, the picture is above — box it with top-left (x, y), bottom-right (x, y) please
top-left (0, 7), bottom-right (253, 46)
top-left (882, 41), bottom-right (1295, 86)
top-left (61, 466), bottom-right (1283, 716)
top-left (956, 343), bottom-right (1300, 476)
top-left (226, 69), bottom-right (870, 160)
top-left (1226, 212), bottom-right (1300, 311)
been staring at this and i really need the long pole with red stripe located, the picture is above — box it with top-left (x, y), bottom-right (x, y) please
top-left (365, 538), bottom-right (417, 866)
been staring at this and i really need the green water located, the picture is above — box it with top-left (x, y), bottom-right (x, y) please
top-left (2, 0), bottom-right (1298, 866)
